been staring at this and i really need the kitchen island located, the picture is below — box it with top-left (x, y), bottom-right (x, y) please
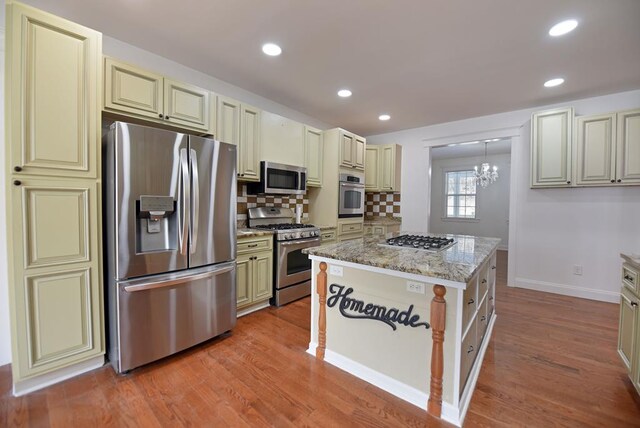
top-left (304, 233), bottom-right (500, 427)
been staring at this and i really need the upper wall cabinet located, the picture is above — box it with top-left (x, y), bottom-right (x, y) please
top-left (304, 126), bottom-right (324, 187)
top-left (575, 109), bottom-right (640, 186)
top-left (261, 111), bottom-right (305, 167)
top-left (365, 144), bottom-right (402, 192)
top-left (338, 129), bottom-right (366, 170)
top-left (217, 96), bottom-right (261, 181)
top-left (104, 57), bottom-right (215, 135)
top-left (531, 107), bottom-right (574, 188)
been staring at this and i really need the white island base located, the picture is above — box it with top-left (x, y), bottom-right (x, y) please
top-left (307, 254), bottom-right (497, 427)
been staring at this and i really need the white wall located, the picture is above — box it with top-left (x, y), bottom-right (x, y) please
top-left (367, 89), bottom-right (640, 303)
top-left (430, 153), bottom-right (511, 249)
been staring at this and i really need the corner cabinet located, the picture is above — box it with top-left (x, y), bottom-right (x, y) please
top-left (575, 109), bottom-right (640, 186)
top-left (217, 96), bottom-right (261, 181)
top-left (618, 258), bottom-right (640, 396)
top-left (338, 129), bottom-right (365, 170)
top-left (6, 1), bottom-right (104, 386)
top-left (304, 126), bottom-right (324, 187)
top-left (104, 57), bottom-right (215, 135)
top-left (236, 236), bottom-right (273, 316)
top-left (530, 107), bottom-right (574, 188)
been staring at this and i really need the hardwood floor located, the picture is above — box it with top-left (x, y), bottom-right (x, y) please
top-left (1, 250), bottom-right (639, 427)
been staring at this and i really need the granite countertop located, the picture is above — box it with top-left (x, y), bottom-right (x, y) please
top-left (363, 216), bottom-right (402, 226)
top-left (621, 253), bottom-right (640, 270)
top-left (236, 228), bottom-right (274, 238)
top-left (303, 232), bottom-right (501, 284)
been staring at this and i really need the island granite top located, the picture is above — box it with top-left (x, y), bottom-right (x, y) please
top-left (303, 232), bottom-right (501, 284)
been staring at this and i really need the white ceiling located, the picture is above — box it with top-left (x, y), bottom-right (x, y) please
top-left (431, 139), bottom-right (511, 160)
top-left (18, 0), bottom-right (640, 136)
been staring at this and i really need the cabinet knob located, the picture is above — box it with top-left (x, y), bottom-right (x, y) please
top-left (467, 298), bottom-right (474, 305)
top-left (467, 345), bottom-right (474, 354)
top-left (611, 179), bottom-right (615, 183)
top-left (158, 113), bottom-right (163, 118)
top-left (14, 166), bottom-right (22, 172)
top-left (632, 302), bottom-right (638, 307)
top-left (165, 115), bottom-right (170, 119)
top-left (566, 181), bottom-right (571, 184)
top-left (13, 180), bottom-right (22, 186)
top-left (491, 266), bottom-right (496, 270)
top-left (617, 179), bottom-right (622, 183)
top-left (481, 279), bottom-right (487, 284)
top-left (481, 316), bottom-right (486, 321)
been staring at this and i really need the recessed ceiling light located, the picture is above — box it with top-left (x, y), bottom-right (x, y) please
top-left (549, 19), bottom-right (578, 37)
top-left (544, 78), bottom-right (565, 88)
top-left (378, 114), bottom-right (391, 121)
top-left (262, 43), bottom-right (282, 56)
top-left (337, 89), bottom-right (352, 98)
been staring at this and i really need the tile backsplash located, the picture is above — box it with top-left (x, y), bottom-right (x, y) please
top-left (237, 183), bottom-right (309, 223)
top-left (365, 192), bottom-right (401, 217)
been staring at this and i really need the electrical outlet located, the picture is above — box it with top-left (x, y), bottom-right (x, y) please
top-left (329, 265), bottom-right (343, 277)
top-left (573, 265), bottom-right (583, 275)
top-left (407, 281), bottom-right (426, 294)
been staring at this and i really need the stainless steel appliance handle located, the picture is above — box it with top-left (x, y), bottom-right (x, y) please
top-left (123, 264), bottom-right (235, 292)
top-left (279, 236), bottom-right (321, 247)
top-left (179, 148), bottom-right (190, 255)
top-left (340, 182), bottom-right (365, 188)
top-left (190, 149), bottom-right (199, 255)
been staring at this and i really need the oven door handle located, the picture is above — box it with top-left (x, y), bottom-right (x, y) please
top-left (279, 237), bottom-right (321, 247)
top-left (340, 182), bottom-right (365, 188)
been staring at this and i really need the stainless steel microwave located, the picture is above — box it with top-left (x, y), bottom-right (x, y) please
top-left (338, 173), bottom-right (365, 218)
top-left (253, 161), bottom-right (307, 195)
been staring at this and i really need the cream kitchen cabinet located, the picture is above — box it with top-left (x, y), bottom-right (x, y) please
top-left (336, 129), bottom-right (365, 170)
top-left (104, 57), bottom-right (215, 134)
top-left (319, 228), bottom-right (337, 244)
top-left (365, 144), bottom-right (402, 192)
top-left (364, 223), bottom-right (401, 237)
top-left (236, 236), bottom-right (273, 315)
top-left (531, 107), bottom-right (574, 188)
top-left (575, 109), bottom-right (640, 186)
top-left (261, 111), bottom-right (305, 167)
top-left (304, 126), bottom-right (324, 187)
top-left (217, 96), bottom-right (262, 181)
top-left (6, 1), bottom-right (104, 390)
top-left (618, 257), bottom-right (640, 396)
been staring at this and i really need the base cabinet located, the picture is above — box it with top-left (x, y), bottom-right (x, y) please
top-left (236, 236), bottom-right (273, 314)
top-left (618, 259), bottom-right (640, 396)
top-left (364, 222), bottom-right (400, 237)
top-left (319, 229), bottom-right (336, 244)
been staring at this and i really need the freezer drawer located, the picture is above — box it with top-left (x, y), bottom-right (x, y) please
top-left (111, 262), bottom-right (236, 373)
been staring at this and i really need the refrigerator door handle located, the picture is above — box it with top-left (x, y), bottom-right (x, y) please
top-left (190, 148), bottom-right (199, 255)
top-left (123, 263), bottom-right (235, 292)
top-left (179, 148), bottom-right (190, 255)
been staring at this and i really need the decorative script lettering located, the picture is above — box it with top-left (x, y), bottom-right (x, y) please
top-left (326, 284), bottom-right (430, 331)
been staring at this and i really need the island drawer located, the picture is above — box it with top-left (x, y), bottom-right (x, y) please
top-left (320, 230), bottom-right (336, 242)
top-left (339, 222), bottom-right (363, 235)
top-left (460, 316), bottom-right (478, 393)
top-left (462, 277), bottom-right (478, 330)
top-left (237, 236), bottom-right (272, 255)
top-left (478, 295), bottom-right (490, 343)
top-left (478, 263), bottom-right (489, 302)
top-left (622, 263), bottom-right (639, 294)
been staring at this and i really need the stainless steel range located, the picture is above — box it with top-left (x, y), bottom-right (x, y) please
top-left (248, 207), bottom-right (321, 306)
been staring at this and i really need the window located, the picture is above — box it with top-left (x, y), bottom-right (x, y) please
top-left (445, 170), bottom-right (476, 219)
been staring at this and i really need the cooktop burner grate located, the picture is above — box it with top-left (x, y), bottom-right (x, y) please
top-left (380, 234), bottom-right (455, 252)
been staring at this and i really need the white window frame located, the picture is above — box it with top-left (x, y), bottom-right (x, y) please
top-left (442, 167), bottom-right (480, 222)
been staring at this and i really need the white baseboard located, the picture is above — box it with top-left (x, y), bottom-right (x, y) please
top-left (514, 277), bottom-right (618, 303)
top-left (13, 355), bottom-right (105, 396)
top-left (237, 300), bottom-right (270, 317)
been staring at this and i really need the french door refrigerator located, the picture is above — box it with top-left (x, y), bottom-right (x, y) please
top-left (104, 122), bottom-right (237, 373)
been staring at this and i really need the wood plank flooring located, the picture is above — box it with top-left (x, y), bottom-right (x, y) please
top-left (2, 250), bottom-right (639, 427)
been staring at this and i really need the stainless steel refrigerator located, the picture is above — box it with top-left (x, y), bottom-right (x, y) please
top-left (104, 122), bottom-right (237, 373)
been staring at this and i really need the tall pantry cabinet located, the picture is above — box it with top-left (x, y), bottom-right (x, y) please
top-left (5, 1), bottom-right (104, 393)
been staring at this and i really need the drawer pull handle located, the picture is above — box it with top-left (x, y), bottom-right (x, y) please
top-left (491, 266), bottom-right (496, 270)
top-left (481, 279), bottom-right (487, 284)
top-left (624, 274), bottom-right (634, 281)
top-left (13, 180), bottom-right (22, 186)
top-left (467, 298), bottom-right (474, 305)
top-left (467, 345), bottom-right (474, 354)
top-left (14, 166), bottom-right (22, 172)
top-left (247, 244), bottom-right (258, 248)
top-left (632, 302), bottom-right (639, 307)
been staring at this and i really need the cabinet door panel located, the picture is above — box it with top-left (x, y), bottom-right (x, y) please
top-left (236, 255), bottom-right (251, 308)
top-left (617, 109), bottom-right (640, 184)
top-left (381, 145), bottom-right (395, 190)
top-left (305, 126), bottom-right (323, 187)
top-left (575, 114), bottom-right (616, 185)
top-left (252, 253), bottom-right (273, 301)
top-left (531, 108), bottom-right (573, 187)
top-left (240, 105), bottom-right (261, 181)
top-left (8, 3), bottom-right (100, 178)
top-left (104, 58), bottom-right (163, 119)
top-left (354, 137), bottom-right (366, 170)
top-left (164, 79), bottom-right (210, 131)
top-left (618, 291), bottom-right (637, 371)
top-left (365, 147), bottom-right (379, 191)
top-left (340, 133), bottom-right (354, 167)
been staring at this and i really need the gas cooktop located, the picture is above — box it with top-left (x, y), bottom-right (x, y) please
top-left (253, 223), bottom-right (316, 230)
top-left (380, 234), bottom-right (455, 252)
top-left (247, 207), bottom-right (320, 241)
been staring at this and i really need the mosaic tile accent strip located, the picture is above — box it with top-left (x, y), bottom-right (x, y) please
top-left (237, 183), bottom-right (309, 221)
top-left (365, 191), bottom-right (401, 218)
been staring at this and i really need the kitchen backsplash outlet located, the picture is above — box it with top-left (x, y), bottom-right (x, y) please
top-left (237, 183), bottom-right (309, 223)
top-left (366, 192), bottom-right (401, 218)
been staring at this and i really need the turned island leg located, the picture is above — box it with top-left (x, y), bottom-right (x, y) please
top-left (428, 284), bottom-right (447, 418)
top-left (316, 262), bottom-right (328, 360)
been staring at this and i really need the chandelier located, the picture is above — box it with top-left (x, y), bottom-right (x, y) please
top-left (474, 142), bottom-right (498, 188)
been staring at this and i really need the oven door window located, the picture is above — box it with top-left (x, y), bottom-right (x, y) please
top-left (343, 189), bottom-right (362, 209)
top-left (267, 169), bottom-right (299, 191)
top-left (286, 248), bottom-right (311, 275)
